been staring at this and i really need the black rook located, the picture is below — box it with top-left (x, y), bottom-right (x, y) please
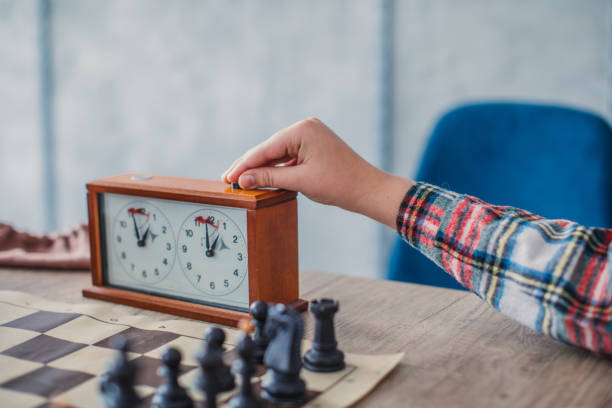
top-left (303, 298), bottom-right (345, 372)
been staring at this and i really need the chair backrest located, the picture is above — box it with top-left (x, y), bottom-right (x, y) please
top-left (387, 102), bottom-right (612, 289)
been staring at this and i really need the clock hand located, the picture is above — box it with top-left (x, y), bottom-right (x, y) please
top-left (138, 227), bottom-right (150, 247)
top-left (205, 222), bottom-right (213, 257)
top-left (209, 234), bottom-right (220, 256)
top-left (129, 212), bottom-right (141, 242)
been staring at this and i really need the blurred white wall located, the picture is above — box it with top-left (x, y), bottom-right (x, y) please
top-left (1, 0), bottom-right (611, 278)
top-left (0, 0), bottom-right (44, 230)
top-left (392, 0), bottom-right (612, 178)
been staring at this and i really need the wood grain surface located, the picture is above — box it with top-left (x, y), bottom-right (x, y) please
top-left (87, 173), bottom-right (297, 210)
top-left (247, 199), bottom-right (299, 305)
top-left (1, 267), bottom-right (611, 407)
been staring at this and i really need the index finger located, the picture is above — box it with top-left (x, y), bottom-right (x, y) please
top-left (224, 125), bottom-right (299, 182)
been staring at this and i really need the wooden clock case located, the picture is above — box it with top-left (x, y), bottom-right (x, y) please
top-left (83, 173), bottom-right (306, 326)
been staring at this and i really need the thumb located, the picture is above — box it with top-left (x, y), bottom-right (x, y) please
top-left (238, 166), bottom-right (299, 191)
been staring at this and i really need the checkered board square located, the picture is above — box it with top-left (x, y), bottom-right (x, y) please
top-left (0, 291), bottom-right (403, 408)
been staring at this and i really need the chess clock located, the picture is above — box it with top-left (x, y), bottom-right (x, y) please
top-left (83, 173), bottom-right (306, 326)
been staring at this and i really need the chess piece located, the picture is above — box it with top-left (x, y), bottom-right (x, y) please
top-left (206, 327), bottom-right (235, 391)
top-left (197, 328), bottom-right (235, 408)
top-left (228, 333), bottom-right (262, 408)
top-left (196, 345), bottom-right (220, 408)
top-left (303, 298), bottom-right (345, 372)
top-left (261, 304), bottom-right (306, 404)
top-left (100, 336), bottom-right (142, 408)
top-left (249, 300), bottom-right (269, 364)
top-left (152, 347), bottom-right (193, 408)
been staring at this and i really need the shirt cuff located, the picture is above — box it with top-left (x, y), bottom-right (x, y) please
top-left (396, 182), bottom-right (460, 248)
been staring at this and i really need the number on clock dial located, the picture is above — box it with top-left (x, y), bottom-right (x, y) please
top-left (112, 201), bottom-right (176, 284)
top-left (177, 209), bottom-right (247, 296)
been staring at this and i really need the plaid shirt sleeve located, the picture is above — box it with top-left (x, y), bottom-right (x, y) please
top-left (397, 182), bottom-right (612, 355)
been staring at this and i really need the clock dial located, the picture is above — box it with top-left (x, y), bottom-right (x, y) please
top-left (112, 201), bottom-right (176, 284)
top-left (101, 192), bottom-right (250, 311)
top-left (177, 209), bottom-right (248, 296)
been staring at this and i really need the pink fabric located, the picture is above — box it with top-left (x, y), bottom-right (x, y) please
top-left (0, 223), bottom-right (90, 270)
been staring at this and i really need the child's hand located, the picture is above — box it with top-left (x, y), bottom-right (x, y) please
top-left (222, 118), bottom-right (414, 228)
top-left (223, 118), bottom-right (375, 206)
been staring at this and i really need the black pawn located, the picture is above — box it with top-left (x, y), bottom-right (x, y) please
top-left (228, 333), bottom-right (262, 408)
top-left (303, 298), bottom-right (345, 372)
top-left (152, 348), bottom-right (193, 408)
top-left (100, 336), bottom-right (142, 408)
top-left (205, 327), bottom-right (235, 391)
top-left (249, 301), bottom-right (269, 364)
top-left (196, 345), bottom-right (219, 408)
top-left (196, 327), bottom-right (235, 408)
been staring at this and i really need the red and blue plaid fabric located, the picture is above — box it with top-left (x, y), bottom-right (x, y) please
top-left (397, 182), bottom-right (612, 355)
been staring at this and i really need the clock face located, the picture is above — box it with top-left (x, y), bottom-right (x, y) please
top-left (100, 193), bottom-right (250, 311)
top-left (177, 209), bottom-right (248, 296)
top-left (111, 201), bottom-right (176, 284)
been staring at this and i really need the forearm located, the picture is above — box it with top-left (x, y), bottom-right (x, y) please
top-left (345, 169), bottom-right (414, 229)
top-left (397, 182), bottom-right (612, 354)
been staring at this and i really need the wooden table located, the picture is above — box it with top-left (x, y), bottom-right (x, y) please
top-left (1, 267), bottom-right (611, 407)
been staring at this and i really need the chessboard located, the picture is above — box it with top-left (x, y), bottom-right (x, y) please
top-left (0, 290), bottom-right (403, 408)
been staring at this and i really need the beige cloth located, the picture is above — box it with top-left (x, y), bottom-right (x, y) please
top-left (0, 223), bottom-right (90, 269)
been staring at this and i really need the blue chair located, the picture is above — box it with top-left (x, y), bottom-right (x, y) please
top-left (387, 102), bottom-right (612, 290)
